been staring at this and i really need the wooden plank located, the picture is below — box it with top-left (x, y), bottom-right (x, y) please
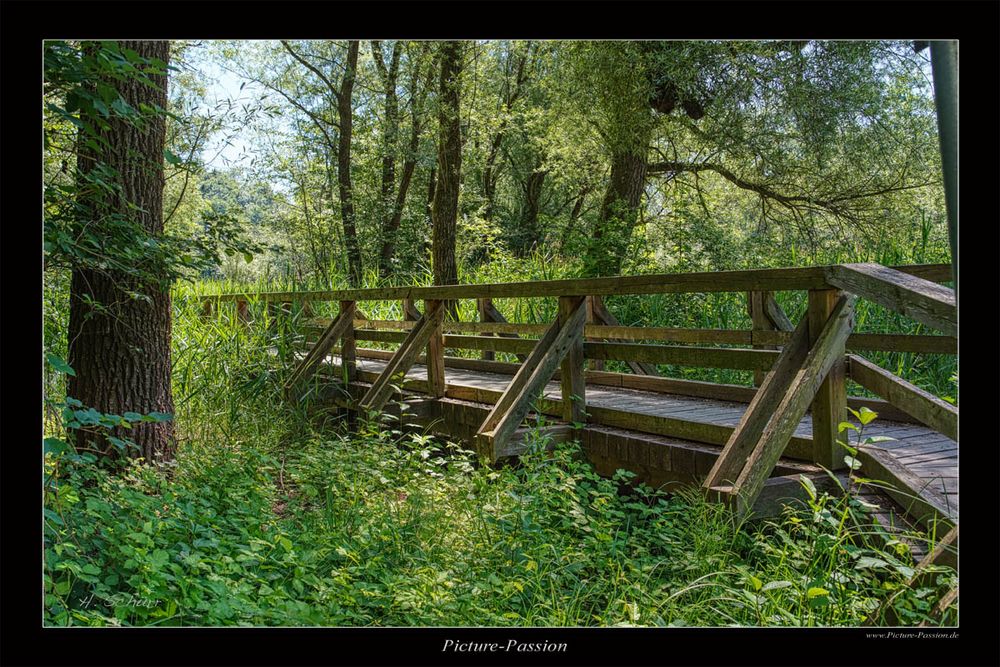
top-left (826, 263), bottom-right (957, 336)
top-left (476, 314), bottom-right (566, 438)
top-left (477, 299), bottom-right (588, 458)
top-left (339, 301), bottom-right (357, 383)
top-left (284, 306), bottom-right (355, 394)
top-left (847, 354), bottom-right (957, 440)
top-left (892, 263), bottom-right (953, 283)
top-left (854, 448), bottom-right (956, 529)
top-left (205, 265), bottom-right (835, 303)
top-left (808, 289), bottom-right (849, 470)
top-left (730, 295), bottom-right (855, 515)
top-left (585, 342), bottom-right (777, 370)
top-left (703, 315), bottom-right (814, 491)
top-left (425, 300), bottom-right (446, 398)
top-left (358, 301), bottom-right (444, 413)
top-left (754, 330), bottom-right (957, 355)
top-left (559, 296), bottom-right (587, 424)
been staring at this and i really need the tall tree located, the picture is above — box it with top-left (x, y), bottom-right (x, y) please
top-left (373, 42), bottom-right (436, 277)
top-left (431, 41), bottom-right (463, 288)
top-left (65, 40), bottom-right (175, 462)
top-left (277, 40), bottom-right (363, 285)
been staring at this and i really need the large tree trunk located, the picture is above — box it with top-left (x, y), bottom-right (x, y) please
top-left (67, 40), bottom-right (174, 464)
top-left (585, 150), bottom-right (647, 276)
top-left (431, 41), bottom-right (463, 288)
top-left (337, 41), bottom-right (362, 286)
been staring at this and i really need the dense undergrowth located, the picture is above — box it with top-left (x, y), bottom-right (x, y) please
top-left (43, 290), bottom-right (958, 627)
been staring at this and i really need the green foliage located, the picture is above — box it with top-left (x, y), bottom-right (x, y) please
top-left (41, 295), bottom-right (956, 627)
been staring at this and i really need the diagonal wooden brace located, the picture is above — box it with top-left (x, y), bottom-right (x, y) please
top-left (475, 296), bottom-right (587, 461)
top-left (704, 295), bottom-right (856, 517)
top-left (358, 300), bottom-right (445, 413)
top-left (284, 301), bottom-right (355, 397)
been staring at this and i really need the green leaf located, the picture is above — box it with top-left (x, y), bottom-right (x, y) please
top-left (862, 435), bottom-right (896, 445)
top-left (799, 475), bottom-right (817, 502)
top-left (44, 438), bottom-right (71, 456)
top-left (243, 252), bottom-right (254, 264)
top-left (46, 354), bottom-right (76, 376)
top-left (838, 421), bottom-right (858, 433)
top-left (123, 412), bottom-right (143, 422)
top-left (748, 574), bottom-right (763, 591)
top-left (164, 149), bottom-right (182, 165)
top-left (806, 587), bottom-right (829, 598)
top-left (843, 455), bottom-right (862, 471)
top-left (761, 580), bottom-right (793, 592)
top-left (857, 407), bottom-right (878, 425)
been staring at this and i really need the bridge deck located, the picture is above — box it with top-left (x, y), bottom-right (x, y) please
top-left (330, 355), bottom-right (957, 522)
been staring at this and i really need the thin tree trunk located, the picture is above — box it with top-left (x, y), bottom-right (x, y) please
top-left (585, 150), bottom-right (647, 276)
top-left (431, 41), bottom-right (462, 289)
top-left (378, 44), bottom-right (435, 278)
top-left (518, 167), bottom-right (547, 256)
top-left (67, 40), bottom-right (175, 464)
top-left (337, 41), bottom-right (362, 286)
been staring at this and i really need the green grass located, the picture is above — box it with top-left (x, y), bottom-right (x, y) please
top-left (41, 291), bottom-right (957, 627)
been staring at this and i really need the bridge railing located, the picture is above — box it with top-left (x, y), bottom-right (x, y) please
top-left (201, 262), bottom-right (956, 511)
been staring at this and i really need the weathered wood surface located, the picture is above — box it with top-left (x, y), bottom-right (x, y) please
top-left (477, 297), bottom-right (587, 459)
top-left (204, 263), bottom-right (952, 304)
top-left (309, 319), bottom-right (957, 355)
top-left (559, 296), bottom-right (587, 424)
top-left (808, 289), bottom-right (848, 470)
top-left (284, 305), bottom-right (355, 394)
top-left (358, 301), bottom-right (445, 413)
top-left (847, 354), bottom-right (958, 441)
top-left (584, 342), bottom-right (778, 370)
top-left (425, 300), bottom-right (446, 398)
top-left (826, 263), bottom-right (957, 336)
top-left (310, 352), bottom-right (955, 525)
top-left (729, 295), bottom-right (855, 513)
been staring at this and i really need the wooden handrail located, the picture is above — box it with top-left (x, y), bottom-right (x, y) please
top-left (201, 263), bottom-right (951, 304)
top-left (826, 263), bottom-right (957, 335)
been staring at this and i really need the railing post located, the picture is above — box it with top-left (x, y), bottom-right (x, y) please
top-left (586, 296), bottom-right (604, 371)
top-left (340, 300), bottom-right (357, 383)
top-left (478, 297), bottom-right (495, 361)
top-left (425, 299), bottom-right (446, 398)
top-left (748, 291), bottom-right (773, 386)
top-left (808, 289), bottom-right (848, 470)
top-left (236, 299), bottom-right (250, 327)
top-left (559, 296), bottom-right (587, 425)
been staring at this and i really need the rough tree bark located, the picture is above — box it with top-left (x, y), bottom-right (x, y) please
top-left (431, 41), bottom-right (463, 289)
top-left (67, 40), bottom-right (175, 464)
top-left (585, 150), bottom-right (648, 276)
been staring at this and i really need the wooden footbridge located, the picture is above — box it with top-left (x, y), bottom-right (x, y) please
top-left (204, 262), bottom-right (957, 534)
